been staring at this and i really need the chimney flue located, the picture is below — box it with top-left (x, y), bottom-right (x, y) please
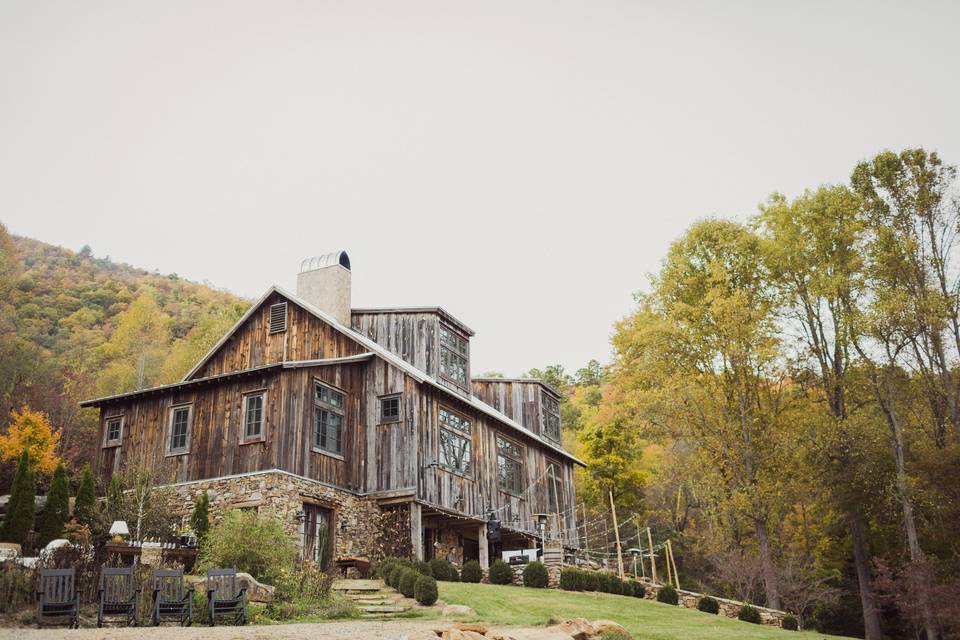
top-left (296, 251), bottom-right (352, 325)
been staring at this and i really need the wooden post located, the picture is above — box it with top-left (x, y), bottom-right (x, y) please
top-left (634, 514), bottom-right (646, 579)
top-left (608, 491), bottom-right (624, 579)
top-left (581, 503), bottom-right (589, 557)
top-left (646, 527), bottom-right (657, 584)
top-left (667, 539), bottom-right (680, 590)
top-left (478, 524), bottom-right (490, 571)
top-left (664, 539), bottom-right (673, 586)
top-left (410, 503), bottom-right (423, 561)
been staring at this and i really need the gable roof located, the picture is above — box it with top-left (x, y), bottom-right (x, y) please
top-left (182, 285), bottom-right (585, 466)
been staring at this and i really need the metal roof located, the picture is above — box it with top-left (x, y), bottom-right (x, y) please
top-left (299, 251), bottom-right (351, 273)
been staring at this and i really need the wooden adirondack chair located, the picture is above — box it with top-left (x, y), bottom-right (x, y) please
top-left (206, 568), bottom-right (247, 626)
top-left (36, 568), bottom-right (80, 628)
top-left (151, 569), bottom-right (193, 626)
top-left (97, 566), bottom-right (140, 627)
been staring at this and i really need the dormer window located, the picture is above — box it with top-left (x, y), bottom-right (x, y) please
top-left (541, 393), bottom-right (561, 442)
top-left (439, 324), bottom-right (469, 390)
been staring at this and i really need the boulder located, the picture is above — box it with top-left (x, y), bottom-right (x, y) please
top-left (441, 630), bottom-right (470, 640)
top-left (546, 618), bottom-right (596, 640)
top-left (453, 622), bottom-right (489, 634)
top-left (591, 620), bottom-right (632, 639)
top-left (508, 630), bottom-right (575, 640)
top-left (442, 604), bottom-right (478, 617)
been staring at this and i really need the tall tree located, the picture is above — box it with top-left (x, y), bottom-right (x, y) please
top-left (1, 450), bottom-right (36, 548)
top-left (73, 464), bottom-right (97, 529)
top-left (37, 461), bottom-right (70, 546)
top-left (0, 406), bottom-right (62, 475)
top-left (97, 289), bottom-right (170, 394)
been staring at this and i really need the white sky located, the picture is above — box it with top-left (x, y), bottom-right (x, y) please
top-left (1, 1), bottom-right (958, 375)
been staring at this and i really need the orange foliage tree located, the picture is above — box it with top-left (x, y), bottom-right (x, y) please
top-left (0, 406), bottom-right (62, 475)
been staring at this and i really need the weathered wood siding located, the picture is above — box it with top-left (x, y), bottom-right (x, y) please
top-left (471, 380), bottom-right (542, 434)
top-left (350, 311), bottom-right (440, 379)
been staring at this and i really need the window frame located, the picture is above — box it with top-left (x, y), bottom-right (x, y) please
top-left (545, 460), bottom-right (565, 515)
top-left (165, 403), bottom-right (193, 456)
top-left (437, 404), bottom-right (472, 477)
top-left (540, 391), bottom-right (562, 442)
top-left (240, 390), bottom-right (267, 444)
top-left (495, 433), bottom-right (525, 495)
top-left (379, 394), bottom-right (402, 425)
top-left (438, 323), bottom-right (470, 391)
top-left (102, 415), bottom-right (124, 448)
top-left (312, 380), bottom-right (346, 459)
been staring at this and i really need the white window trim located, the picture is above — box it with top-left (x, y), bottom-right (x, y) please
top-left (240, 391), bottom-right (266, 444)
top-left (165, 403), bottom-right (193, 457)
top-left (102, 415), bottom-right (124, 448)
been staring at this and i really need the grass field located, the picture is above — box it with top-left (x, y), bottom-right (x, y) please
top-left (436, 582), bottom-right (853, 640)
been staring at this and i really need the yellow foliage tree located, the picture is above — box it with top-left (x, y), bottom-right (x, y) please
top-left (0, 406), bottom-right (62, 475)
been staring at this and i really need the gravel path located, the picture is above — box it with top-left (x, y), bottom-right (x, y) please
top-left (0, 620), bottom-right (454, 640)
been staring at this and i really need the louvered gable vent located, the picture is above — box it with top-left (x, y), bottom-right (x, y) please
top-left (268, 302), bottom-right (288, 334)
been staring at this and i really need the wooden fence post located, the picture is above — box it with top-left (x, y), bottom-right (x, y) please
top-left (609, 491), bottom-right (624, 579)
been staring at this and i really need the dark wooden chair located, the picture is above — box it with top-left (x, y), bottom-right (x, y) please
top-left (36, 568), bottom-right (80, 628)
top-left (206, 568), bottom-right (247, 626)
top-left (151, 569), bottom-right (193, 626)
top-left (97, 566), bottom-right (140, 627)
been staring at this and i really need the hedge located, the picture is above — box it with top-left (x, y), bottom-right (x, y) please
top-left (461, 560), bottom-right (483, 583)
top-left (738, 605), bottom-right (761, 624)
top-left (657, 584), bottom-right (679, 605)
top-left (522, 561), bottom-right (548, 588)
top-left (697, 596), bottom-right (719, 614)
top-left (489, 560), bottom-right (514, 585)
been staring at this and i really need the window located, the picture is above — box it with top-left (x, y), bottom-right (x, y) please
top-left (438, 406), bottom-right (472, 474)
top-left (541, 392), bottom-right (561, 441)
top-left (546, 462), bottom-right (564, 514)
top-left (301, 503), bottom-right (333, 569)
top-left (379, 395), bottom-right (401, 424)
top-left (269, 302), bottom-right (288, 334)
top-left (314, 383), bottom-right (345, 455)
top-left (167, 404), bottom-right (192, 455)
top-left (103, 416), bottom-right (124, 447)
top-left (439, 325), bottom-right (469, 389)
top-left (496, 434), bottom-right (524, 494)
top-left (243, 392), bottom-right (265, 441)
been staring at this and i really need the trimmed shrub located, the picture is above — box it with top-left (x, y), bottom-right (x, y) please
top-left (782, 614), bottom-right (798, 631)
top-left (389, 566), bottom-right (407, 589)
top-left (489, 560), bottom-right (514, 585)
top-left (627, 580), bottom-right (646, 598)
top-left (415, 560), bottom-right (432, 576)
top-left (697, 596), bottom-right (720, 614)
top-left (656, 584), bottom-right (679, 605)
top-left (522, 561), bottom-right (548, 588)
top-left (738, 605), bottom-right (761, 624)
top-left (37, 461), bottom-right (69, 547)
top-left (581, 570), bottom-right (599, 592)
top-left (399, 569), bottom-right (419, 598)
top-left (428, 558), bottom-right (459, 582)
top-left (559, 567), bottom-right (581, 591)
top-left (461, 560), bottom-right (483, 583)
top-left (414, 574), bottom-right (438, 606)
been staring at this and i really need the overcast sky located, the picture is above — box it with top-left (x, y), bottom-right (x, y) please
top-left (1, 1), bottom-right (958, 375)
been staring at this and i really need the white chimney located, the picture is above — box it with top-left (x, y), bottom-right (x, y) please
top-left (296, 251), bottom-right (352, 325)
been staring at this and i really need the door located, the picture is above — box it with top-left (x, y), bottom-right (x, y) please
top-left (302, 503), bottom-right (333, 569)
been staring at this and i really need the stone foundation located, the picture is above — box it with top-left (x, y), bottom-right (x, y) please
top-left (163, 470), bottom-right (383, 561)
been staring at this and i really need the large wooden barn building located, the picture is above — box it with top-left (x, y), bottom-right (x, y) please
top-left (81, 251), bottom-right (583, 569)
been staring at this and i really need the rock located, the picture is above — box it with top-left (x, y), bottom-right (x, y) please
top-left (441, 630), bottom-right (469, 640)
top-left (487, 635), bottom-right (518, 640)
top-left (453, 622), bottom-right (489, 634)
top-left (461, 633), bottom-right (487, 640)
top-left (509, 630), bottom-right (575, 640)
top-left (442, 604), bottom-right (477, 617)
top-left (591, 620), bottom-right (632, 639)
top-left (186, 572), bottom-right (275, 603)
top-left (547, 618), bottom-right (595, 640)
top-left (0, 543), bottom-right (22, 559)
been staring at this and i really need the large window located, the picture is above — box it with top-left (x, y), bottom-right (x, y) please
top-left (314, 383), bottom-right (345, 455)
top-left (167, 404), bottom-right (192, 455)
top-left (438, 406), bottom-right (471, 474)
top-left (541, 392), bottom-right (561, 441)
top-left (439, 325), bottom-right (469, 389)
top-left (546, 461), bottom-right (564, 515)
top-left (243, 392), bottom-right (265, 442)
top-left (496, 434), bottom-right (524, 494)
top-left (103, 416), bottom-right (124, 447)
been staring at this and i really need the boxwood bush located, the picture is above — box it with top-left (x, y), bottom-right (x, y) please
top-left (656, 584), bottom-right (679, 605)
top-left (460, 560), bottom-right (483, 583)
top-left (626, 580), bottom-right (646, 598)
top-left (399, 569), bottom-right (419, 598)
top-left (782, 614), bottom-right (798, 630)
top-left (581, 570), bottom-right (599, 592)
top-left (738, 605), bottom-right (761, 624)
top-left (428, 558), bottom-right (460, 582)
top-left (560, 567), bottom-right (582, 591)
top-left (489, 559), bottom-right (514, 585)
top-left (415, 560), bottom-right (432, 575)
top-left (414, 574), bottom-right (438, 606)
top-left (522, 561), bottom-right (548, 588)
top-left (697, 596), bottom-right (720, 614)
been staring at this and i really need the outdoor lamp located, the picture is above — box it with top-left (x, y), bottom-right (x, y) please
top-left (109, 520), bottom-right (129, 542)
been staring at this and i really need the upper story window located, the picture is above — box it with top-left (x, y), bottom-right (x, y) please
top-left (314, 382), bottom-right (345, 456)
top-left (243, 392), bottom-right (265, 442)
top-left (546, 461), bottom-right (564, 514)
top-left (439, 325), bottom-right (469, 389)
top-left (438, 406), bottom-right (471, 475)
top-left (167, 404), bottom-right (193, 456)
top-left (103, 416), bottom-right (124, 447)
top-left (379, 394), bottom-right (402, 424)
top-left (496, 434), bottom-right (524, 494)
top-left (541, 393), bottom-right (561, 442)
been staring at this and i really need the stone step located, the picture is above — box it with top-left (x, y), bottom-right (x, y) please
top-left (332, 579), bottom-right (383, 592)
top-left (361, 605), bottom-right (407, 614)
top-left (351, 598), bottom-right (397, 605)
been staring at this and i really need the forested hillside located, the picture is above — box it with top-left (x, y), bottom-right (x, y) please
top-left (0, 230), bottom-right (249, 482)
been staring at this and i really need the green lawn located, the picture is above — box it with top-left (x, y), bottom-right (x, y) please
top-left (437, 582), bottom-right (853, 640)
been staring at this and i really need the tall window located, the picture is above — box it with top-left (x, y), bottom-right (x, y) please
top-left (546, 462), bottom-right (564, 515)
top-left (167, 405), bottom-right (192, 455)
top-left (438, 406), bottom-right (471, 474)
top-left (301, 503), bottom-right (332, 569)
top-left (314, 383), bottom-right (344, 455)
top-left (439, 325), bottom-right (469, 389)
top-left (496, 434), bottom-right (524, 494)
top-left (243, 392), bottom-right (265, 441)
top-left (541, 392), bottom-right (561, 441)
top-left (379, 394), bottom-right (401, 424)
top-left (104, 416), bottom-right (123, 446)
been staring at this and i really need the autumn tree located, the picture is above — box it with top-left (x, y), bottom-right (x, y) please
top-left (97, 289), bottom-right (170, 394)
top-left (0, 406), bottom-right (62, 475)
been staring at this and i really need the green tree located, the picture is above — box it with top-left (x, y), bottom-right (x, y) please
top-left (37, 461), bottom-right (70, 546)
top-left (73, 464), bottom-right (96, 528)
top-left (105, 474), bottom-right (126, 523)
top-left (1, 450), bottom-right (36, 548)
top-left (97, 289), bottom-right (170, 394)
top-left (190, 490), bottom-right (210, 543)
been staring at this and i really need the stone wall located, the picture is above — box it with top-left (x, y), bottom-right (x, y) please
top-left (163, 470), bottom-right (382, 560)
top-left (632, 579), bottom-right (787, 627)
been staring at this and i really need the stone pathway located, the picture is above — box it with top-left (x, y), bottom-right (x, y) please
top-left (332, 578), bottom-right (410, 616)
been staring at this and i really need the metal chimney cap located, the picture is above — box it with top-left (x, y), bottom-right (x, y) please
top-left (299, 251), bottom-right (350, 273)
